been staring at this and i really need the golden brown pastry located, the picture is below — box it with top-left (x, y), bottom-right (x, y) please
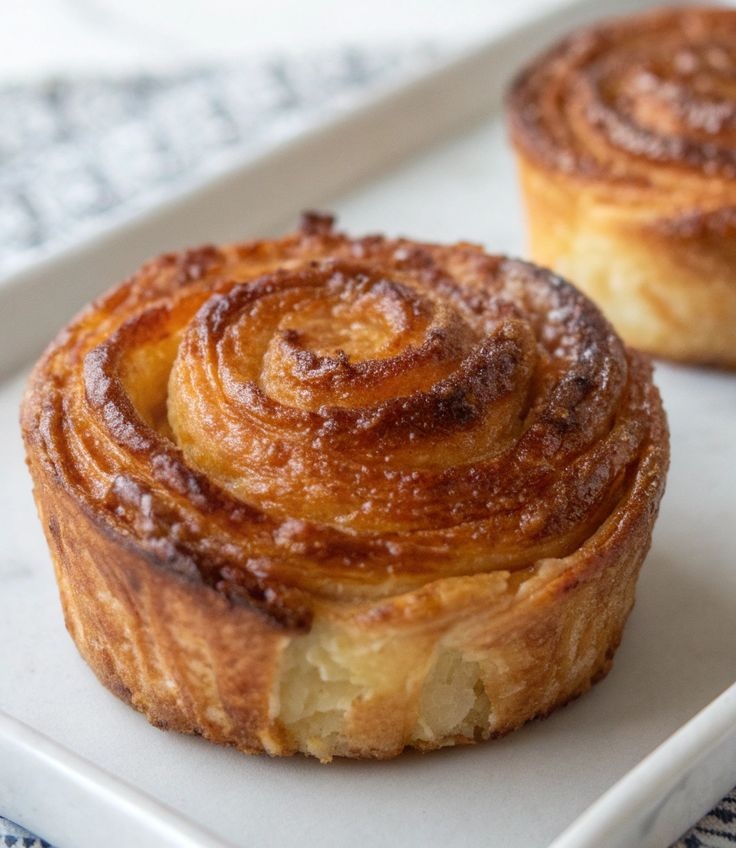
top-left (507, 6), bottom-right (736, 368)
top-left (21, 214), bottom-right (668, 761)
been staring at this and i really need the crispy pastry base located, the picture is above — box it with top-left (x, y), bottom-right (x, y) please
top-left (33, 459), bottom-right (663, 761)
top-left (507, 6), bottom-right (736, 369)
top-left (22, 218), bottom-right (669, 760)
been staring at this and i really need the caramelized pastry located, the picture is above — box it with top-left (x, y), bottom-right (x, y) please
top-left (21, 214), bottom-right (668, 760)
top-left (507, 6), bottom-right (736, 368)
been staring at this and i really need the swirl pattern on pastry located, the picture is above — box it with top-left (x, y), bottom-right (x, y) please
top-left (507, 6), bottom-right (736, 368)
top-left (22, 214), bottom-right (668, 760)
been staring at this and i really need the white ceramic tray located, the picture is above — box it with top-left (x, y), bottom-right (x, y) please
top-left (1, 1), bottom-right (735, 847)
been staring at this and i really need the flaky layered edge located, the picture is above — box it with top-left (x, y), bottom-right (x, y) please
top-left (510, 154), bottom-right (736, 369)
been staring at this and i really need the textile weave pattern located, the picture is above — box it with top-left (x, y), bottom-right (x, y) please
top-left (0, 45), bottom-right (432, 276)
top-left (673, 792), bottom-right (736, 848)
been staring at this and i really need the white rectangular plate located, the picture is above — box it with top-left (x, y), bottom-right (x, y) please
top-left (1, 2), bottom-right (735, 847)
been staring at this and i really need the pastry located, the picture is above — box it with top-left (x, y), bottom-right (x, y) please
top-left (21, 213), bottom-right (669, 760)
top-left (506, 6), bottom-right (736, 368)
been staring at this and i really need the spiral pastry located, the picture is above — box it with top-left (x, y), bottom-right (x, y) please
top-left (21, 214), bottom-right (668, 760)
top-left (507, 6), bottom-right (736, 368)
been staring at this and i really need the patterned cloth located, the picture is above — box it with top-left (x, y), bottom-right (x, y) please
top-left (674, 792), bottom-right (736, 848)
top-left (1, 47), bottom-right (734, 848)
top-left (0, 816), bottom-right (50, 848)
top-left (0, 44), bottom-right (433, 276)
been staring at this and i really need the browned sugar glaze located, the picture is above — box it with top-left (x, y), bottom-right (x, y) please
top-left (32, 213), bottom-right (658, 628)
top-left (508, 6), bottom-right (736, 194)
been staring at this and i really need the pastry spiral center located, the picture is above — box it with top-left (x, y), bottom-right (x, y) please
top-left (255, 270), bottom-right (466, 410)
top-left (166, 262), bottom-right (539, 530)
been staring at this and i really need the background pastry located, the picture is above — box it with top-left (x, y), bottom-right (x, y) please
top-left (507, 6), bottom-right (736, 368)
top-left (21, 214), bottom-right (669, 761)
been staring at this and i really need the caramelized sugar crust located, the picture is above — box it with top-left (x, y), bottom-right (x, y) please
top-left (21, 214), bottom-right (668, 760)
